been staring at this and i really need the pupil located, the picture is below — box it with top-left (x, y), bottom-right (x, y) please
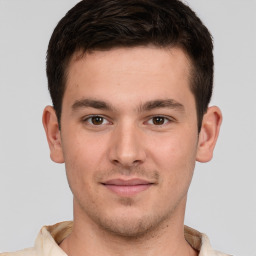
top-left (92, 116), bottom-right (103, 125)
top-left (153, 117), bottom-right (164, 125)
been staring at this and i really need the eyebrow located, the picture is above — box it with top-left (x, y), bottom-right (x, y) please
top-left (72, 98), bottom-right (114, 111)
top-left (139, 99), bottom-right (185, 112)
top-left (72, 98), bottom-right (184, 112)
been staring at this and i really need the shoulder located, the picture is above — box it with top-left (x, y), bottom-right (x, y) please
top-left (200, 232), bottom-right (232, 256)
top-left (207, 250), bottom-right (231, 256)
top-left (0, 221), bottom-right (72, 256)
top-left (0, 247), bottom-right (36, 256)
top-left (184, 226), bottom-right (231, 256)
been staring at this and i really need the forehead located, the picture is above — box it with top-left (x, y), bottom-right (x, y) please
top-left (68, 46), bottom-right (191, 78)
top-left (64, 46), bottom-right (193, 109)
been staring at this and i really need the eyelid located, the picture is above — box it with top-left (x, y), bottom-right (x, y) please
top-left (81, 114), bottom-right (175, 126)
top-left (145, 115), bottom-right (175, 125)
top-left (82, 115), bottom-right (112, 125)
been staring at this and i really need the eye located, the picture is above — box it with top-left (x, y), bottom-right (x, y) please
top-left (147, 116), bottom-right (170, 125)
top-left (84, 115), bottom-right (110, 125)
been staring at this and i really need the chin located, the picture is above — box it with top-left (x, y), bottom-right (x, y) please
top-left (93, 209), bottom-right (171, 239)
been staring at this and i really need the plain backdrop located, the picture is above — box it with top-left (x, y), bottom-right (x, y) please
top-left (0, 0), bottom-right (255, 255)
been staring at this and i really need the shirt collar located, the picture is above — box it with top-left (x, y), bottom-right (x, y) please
top-left (34, 221), bottom-right (222, 256)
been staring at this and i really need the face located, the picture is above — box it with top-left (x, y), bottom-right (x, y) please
top-left (44, 46), bottom-right (220, 237)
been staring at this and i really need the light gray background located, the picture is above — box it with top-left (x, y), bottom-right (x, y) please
top-left (0, 0), bottom-right (255, 255)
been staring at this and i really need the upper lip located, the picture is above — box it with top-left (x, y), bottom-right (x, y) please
top-left (102, 178), bottom-right (153, 186)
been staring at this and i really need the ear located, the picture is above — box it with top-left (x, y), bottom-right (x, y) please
top-left (196, 106), bottom-right (222, 163)
top-left (42, 106), bottom-right (64, 163)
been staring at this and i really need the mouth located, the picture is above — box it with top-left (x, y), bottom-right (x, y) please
top-left (101, 178), bottom-right (154, 196)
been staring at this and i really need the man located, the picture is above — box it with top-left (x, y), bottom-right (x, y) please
top-left (1, 0), bottom-right (229, 255)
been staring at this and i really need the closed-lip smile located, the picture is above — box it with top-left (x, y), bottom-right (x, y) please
top-left (102, 178), bottom-right (154, 196)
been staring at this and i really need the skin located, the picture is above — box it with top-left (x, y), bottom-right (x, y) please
top-left (43, 46), bottom-right (222, 256)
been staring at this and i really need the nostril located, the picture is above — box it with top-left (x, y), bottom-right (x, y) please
top-left (133, 159), bottom-right (141, 165)
top-left (111, 158), bottom-right (142, 168)
top-left (113, 159), bottom-right (119, 164)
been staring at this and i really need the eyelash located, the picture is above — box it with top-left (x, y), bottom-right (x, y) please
top-left (82, 115), bottom-right (174, 126)
top-left (83, 115), bottom-right (111, 126)
top-left (146, 116), bottom-right (173, 126)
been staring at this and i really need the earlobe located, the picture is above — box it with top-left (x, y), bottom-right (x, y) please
top-left (42, 106), bottom-right (64, 163)
top-left (196, 106), bottom-right (222, 163)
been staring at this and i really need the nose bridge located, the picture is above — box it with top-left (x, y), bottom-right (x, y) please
top-left (109, 120), bottom-right (146, 167)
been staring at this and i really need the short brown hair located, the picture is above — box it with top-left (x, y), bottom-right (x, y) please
top-left (46, 0), bottom-right (214, 131)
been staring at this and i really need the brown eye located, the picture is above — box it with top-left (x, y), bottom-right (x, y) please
top-left (90, 116), bottom-right (104, 125)
top-left (152, 116), bottom-right (165, 125)
top-left (83, 115), bottom-right (111, 127)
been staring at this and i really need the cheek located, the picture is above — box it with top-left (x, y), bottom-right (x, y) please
top-left (60, 129), bottom-right (106, 195)
top-left (62, 125), bottom-right (107, 166)
top-left (150, 131), bottom-right (197, 163)
top-left (148, 131), bottom-right (198, 185)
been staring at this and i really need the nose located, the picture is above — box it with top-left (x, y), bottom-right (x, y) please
top-left (108, 122), bottom-right (146, 168)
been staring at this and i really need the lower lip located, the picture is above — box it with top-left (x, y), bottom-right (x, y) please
top-left (104, 184), bottom-right (152, 196)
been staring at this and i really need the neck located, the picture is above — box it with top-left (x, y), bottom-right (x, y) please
top-left (60, 197), bottom-right (198, 256)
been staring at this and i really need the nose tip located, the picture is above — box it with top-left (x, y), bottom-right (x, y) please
top-left (112, 155), bottom-right (143, 168)
top-left (108, 125), bottom-right (146, 167)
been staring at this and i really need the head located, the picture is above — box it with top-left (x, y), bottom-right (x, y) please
top-left (46, 0), bottom-right (214, 132)
top-left (43, 0), bottom-right (222, 239)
